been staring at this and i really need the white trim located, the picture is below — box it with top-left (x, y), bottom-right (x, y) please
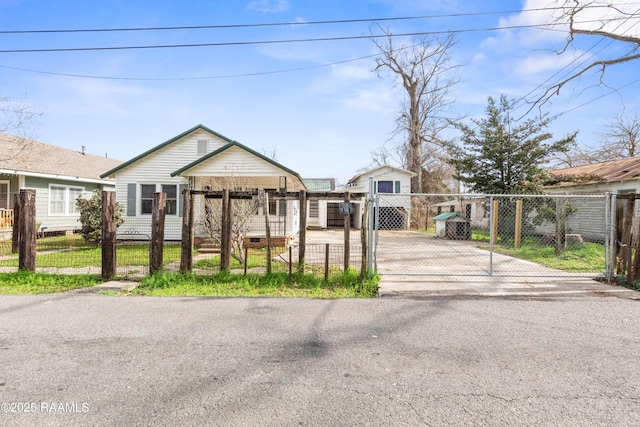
top-left (48, 184), bottom-right (85, 216)
top-left (139, 183), bottom-right (178, 216)
top-left (0, 180), bottom-right (9, 210)
top-left (0, 168), bottom-right (115, 186)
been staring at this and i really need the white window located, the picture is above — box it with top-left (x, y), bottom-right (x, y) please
top-left (49, 184), bottom-right (84, 216)
top-left (140, 184), bottom-right (178, 216)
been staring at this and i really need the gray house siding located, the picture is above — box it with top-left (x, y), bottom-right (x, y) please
top-left (24, 176), bottom-right (106, 233)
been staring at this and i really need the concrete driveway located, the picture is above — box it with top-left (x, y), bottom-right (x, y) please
top-left (374, 230), bottom-right (635, 298)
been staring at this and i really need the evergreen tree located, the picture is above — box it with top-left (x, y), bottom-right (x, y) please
top-left (448, 95), bottom-right (576, 194)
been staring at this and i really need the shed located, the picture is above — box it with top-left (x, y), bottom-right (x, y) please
top-left (433, 212), bottom-right (471, 240)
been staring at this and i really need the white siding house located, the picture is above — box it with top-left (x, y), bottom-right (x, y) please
top-left (0, 133), bottom-right (121, 239)
top-left (345, 164), bottom-right (416, 229)
top-left (101, 124), bottom-right (306, 241)
top-left (541, 157), bottom-right (640, 242)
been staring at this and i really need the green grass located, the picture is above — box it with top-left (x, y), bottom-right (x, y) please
top-left (132, 270), bottom-right (379, 298)
top-left (0, 240), bottom-right (181, 268)
top-left (0, 271), bottom-right (103, 294)
top-left (193, 246), bottom-right (288, 271)
top-left (486, 238), bottom-right (605, 273)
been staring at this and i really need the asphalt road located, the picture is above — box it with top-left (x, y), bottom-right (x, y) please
top-left (1, 292), bottom-right (639, 426)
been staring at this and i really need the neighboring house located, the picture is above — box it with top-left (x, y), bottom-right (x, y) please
top-left (542, 157), bottom-right (640, 242)
top-left (345, 164), bottom-right (416, 229)
top-left (302, 178), bottom-right (336, 230)
top-left (0, 133), bottom-right (121, 238)
top-left (100, 124), bottom-right (307, 241)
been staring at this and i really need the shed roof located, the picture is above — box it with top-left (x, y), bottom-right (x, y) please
top-left (0, 132), bottom-right (122, 183)
top-left (548, 156), bottom-right (640, 187)
top-left (347, 164), bottom-right (416, 185)
top-left (432, 212), bottom-right (468, 221)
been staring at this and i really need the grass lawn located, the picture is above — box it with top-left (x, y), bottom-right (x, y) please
top-left (0, 271), bottom-right (103, 294)
top-left (132, 270), bottom-right (379, 298)
top-left (0, 237), bottom-right (182, 268)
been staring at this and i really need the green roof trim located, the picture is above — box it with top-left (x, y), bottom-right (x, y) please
top-left (100, 124), bottom-right (234, 178)
top-left (170, 140), bottom-right (307, 189)
top-left (432, 212), bottom-right (468, 221)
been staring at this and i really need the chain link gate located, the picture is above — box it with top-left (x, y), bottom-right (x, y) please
top-left (371, 193), bottom-right (614, 280)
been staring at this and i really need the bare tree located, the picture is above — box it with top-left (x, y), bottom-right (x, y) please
top-left (597, 112), bottom-right (640, 159)
top-left (199, 176), bottom-right (259, 263)
top-left (535, 0), bottom-right (640, 105)
top-left (550, 111), bottom-right (640, 167)
top-left (0, 95), bottom-right (42, 161)
top-left (372, 27), bottom-right (459, 193)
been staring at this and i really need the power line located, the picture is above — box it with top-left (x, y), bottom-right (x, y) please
top-left (0, 19), bottom-right (614, 54)
top-left (0, 53), bottom-right (381, 80)
top-left (0, 4), bottom-right (623, 34)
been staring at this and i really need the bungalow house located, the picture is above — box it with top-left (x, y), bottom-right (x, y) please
top-left (0, 133), bottom-right (121, 238)
top-left (100, 124), bottom-right (306, 242)
top-left (542, 157), bottom-right (640, 242)
top-left (345, 164), bottom-right (415, 229)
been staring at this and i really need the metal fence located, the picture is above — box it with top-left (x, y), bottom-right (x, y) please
top-left (372, 193), bottom-right (613, 279)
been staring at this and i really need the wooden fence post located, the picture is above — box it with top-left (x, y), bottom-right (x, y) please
top-left (17, 189), bottom-right (36, 271)
top-left (325, 243), bottom-right (330, 281)
top-left (298, 190), bottom-right (307, 272)
top-left (619, 194), bottom-right (635, 277)
top-left (264, 192), bottom-right (272, 274)
top-left (180, 188), bottom-right (194, 273)
top-left (360, 197), bottom-right (368, 280)
top-left (101, 191), bottom-right (117, 281)
top-left (514, 199), bottom-right (523, 249)
top-left (220, 189), bottom-right (231, 272)
top-left (344, 192), bottom-right (350, 271)
top-left (11, 193), bottom-right (20, 254)
top-left (621, 194), bottom-right (636, 286)
top-left (150, 192), bottom-right (166, 274)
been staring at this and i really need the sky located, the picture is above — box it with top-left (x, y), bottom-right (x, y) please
top-left (1, 0), bottom-right (639, 185)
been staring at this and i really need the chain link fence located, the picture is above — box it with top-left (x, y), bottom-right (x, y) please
top-left (373, 193), bottom-right (612, 278)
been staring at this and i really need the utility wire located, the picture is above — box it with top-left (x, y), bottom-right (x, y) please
top-left (0, 4), bottom-right (625, 34)
top-left (0, 18), bottom-right (618, 54)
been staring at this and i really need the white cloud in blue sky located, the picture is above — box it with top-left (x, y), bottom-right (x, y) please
top-left (0, 0), bottom-right (638, 183)
top-left (246, 0), bottom-right (290, 14)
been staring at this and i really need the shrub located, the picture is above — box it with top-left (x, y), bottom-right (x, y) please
top-left (76, 189), bottom-right (124, 243)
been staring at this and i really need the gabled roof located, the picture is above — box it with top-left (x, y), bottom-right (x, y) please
top-left (100, 124), bottom-right (233, 178)
top-left (171, 139), bottom-right (305, 185)
top-left (548, 157), bottom-right (640, 186)
top-left (348, 164), bottom-right (417, 185)
top-left (0, 132), bottom-right (122, 183)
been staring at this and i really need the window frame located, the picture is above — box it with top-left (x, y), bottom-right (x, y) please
top-left (140, 183), bottom-right (179, 216)
top-left (0, 180), bottom-right (9, 210)
top-left (48, 184), bottom-right (85, 216)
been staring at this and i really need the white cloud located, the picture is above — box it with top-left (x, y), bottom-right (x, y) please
top-left (246, 0), bottom-right (290, 13)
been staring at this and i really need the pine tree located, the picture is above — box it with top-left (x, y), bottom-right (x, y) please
top-left (448, 95), bottom-right (576, 195)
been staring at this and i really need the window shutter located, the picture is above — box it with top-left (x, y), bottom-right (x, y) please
top-left (279, 199), bottom-right (286, 216)
top-left (373, 181), bottom-right (377, 194)
top-left (126, 183), bottom-right (136, 216)
top-left (178, 184), bottom-right (186, 217)
top-left (395, 181), bottom-right (401, 193)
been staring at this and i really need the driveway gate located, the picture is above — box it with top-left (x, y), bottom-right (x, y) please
top-left (370, 193), bottom-right (615, 279)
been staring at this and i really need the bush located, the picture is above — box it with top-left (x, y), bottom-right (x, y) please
top-left (76, 189), bottom-right (124, 243)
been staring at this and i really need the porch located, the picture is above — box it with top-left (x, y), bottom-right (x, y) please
top-left (0, 209), bottom-right (14, 229)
